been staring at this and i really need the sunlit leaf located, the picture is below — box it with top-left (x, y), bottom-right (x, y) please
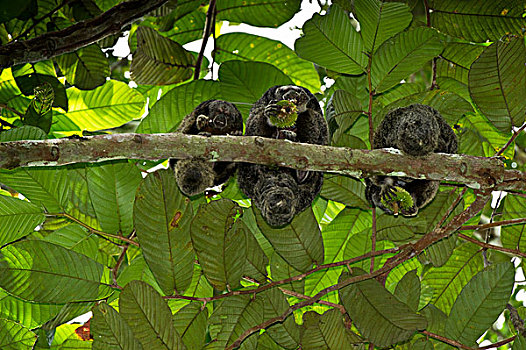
top-left (321, 175), bottom-right (369, 210)
top-left (216, 0), bottom-right (301, 27)
top-left (55, 44), bottom-right (109, 90)
top-left (469, 37), bottom-right (526, 132)
top-left (0, 195), bottom-right (44, 246)
top-left (0, 318), bottom-right (37, 349)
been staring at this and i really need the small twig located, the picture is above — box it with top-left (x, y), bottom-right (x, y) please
top-left (366, 55), bottom-right (374, 147)
top-left (434, 187), bottom-right (466, 230)
top-left (50, 213), bottom-right (140, 247)
top-left (458, 233), bottom-right (526, 258)
top-left (194, 0), bottom-right (216, 80)
top-left (164, 247), bottom-right (400, 303)
top-left (278, 287), bottom-right (346, 313)
top-left (460, 217), bottom-right (526, 231)
top-left (0, 103), bottom-right (24, 119)
top-left (496, 123), bottom-right (526, 157)
top-left (112, 245), bottom-right (129, 284)
top-left (420, 330), bottom-right (473, 349)
top-left (478, 335), bottom-right (517, 349)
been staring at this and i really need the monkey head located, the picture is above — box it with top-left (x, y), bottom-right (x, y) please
top-left (395, 105), bottom-right (440, 156)
top-left (173, 159), bottom-right (215, 197)
top-left (195, 100), bottom-right (243, 135)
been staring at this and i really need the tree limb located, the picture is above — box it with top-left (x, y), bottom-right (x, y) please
top-left (0, 0), bottom-right (168, 68)
top-left (0, 133), bottom-right (524, 192)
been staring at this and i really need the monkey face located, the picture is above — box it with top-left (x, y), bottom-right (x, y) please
top-left (255, 172), bottom-right (299, 227)
top-left (196, 100), bottom-right (243, 135)
top-left (275, 86), bottom-right (310, 113)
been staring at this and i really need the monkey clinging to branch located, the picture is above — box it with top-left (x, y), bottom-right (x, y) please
top-left (365, 104), bottom-right (458, 216)
top-left (171, 100), bottom-right (243, 197)
top-left (237, 85), bottom-right (329, 227)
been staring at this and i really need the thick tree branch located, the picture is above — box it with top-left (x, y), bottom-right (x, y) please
top-left (0, 0), bottom-right (168, 68)
top-left (0, 133), bottom-right (524, 192)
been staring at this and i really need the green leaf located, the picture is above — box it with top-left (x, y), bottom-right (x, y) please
top-left (119, 281), bottom-right (185, 350)
top-left (64, 80), bottom-right (145, 131)
top-left (0, 318), bottom-right (37, 349)
top-left (134, 169), bottom-right (194, 294)
top-left (0, 240), bottom-right (108, 303)
top-left (208, 294), bottom-right (263, 349)
top-left (339, 269), bottom-right (427, 347)
top-left (135, 80), bottom-right (220, 133)
top-left (445, 262), bottom-right (515, 346)
top-left (117, 256), bottom-right (162, 292)
top-left (91, 302), bottom-right (143, 350)
top-left (190, 199), bottom-right (246, 290)
top-left (321, 175), bottom-right (369, 210)
top-left (55, 44), bottom-right (109, 90)
top-left (429, 0), bottom-right (526, 42)
top-left (468, 37), bottom-right (526, 132)
top-left (394, 270), bottom-right (421, 312)
top-left (371, 27), bottom-right (443, 93)
top-left (295, 5), bottom-right (367, 74)
top-left (344, 229), bottom-right (394, 271)
top-left (218, 60), bottom-right (293, 117)
top-left (130, 26), bottom-right (195, 85)
top-left (214, 33), bottom-right (320, 92)
top-left (0, 292), bottom-right (64, 328)
top-left (0, 195), bottom-right (44, 246)
top-left (262, 288), bottom-right (300, 349)
top-left (501, 195), bottom-right (526, 253)
top-left (270, 252), bottom-right (305, 294)
top-left (243, 225), bottom-right (270, 283)
top-left (255, 206), bottom-right (323, 273)
top-left (87, 161), bottom-right (142, 235)
top-left (216, 0), bottom-right (301, 28)
top-left (0, 125), bottom-right (47, 141)
top-left (435, 42), bottom-right (485, 100)
top-left (376, 213), bottom-right (424, 243)
top-left (42, 224), bottom-right (99, 260)
top-left (300, 309), bottom-right (362, 350)
top-left (515, 335), bottom-right (526, 349)
top-left (0, 167), bottom-right (70, 213)
top-left (328, 89), bottom-right (364, 145)
top-left (422, 243), bottom-right (484, 314)
top-left (354, 0), bottom-right (412, 53)
top-left (172, 302), bottom-right (208, 350)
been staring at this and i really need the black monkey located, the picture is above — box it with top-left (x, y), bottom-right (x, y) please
top-left (365, 104), bottom-right (458, 216)
top-left (237, 85), bottom-right (329, 227)
top-left (171, 100), bottom-right (243, 196)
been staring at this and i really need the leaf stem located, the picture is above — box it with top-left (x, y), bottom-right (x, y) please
top-left (194, 0), bottom-right (217, 80)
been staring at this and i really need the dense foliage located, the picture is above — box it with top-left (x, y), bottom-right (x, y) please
top-left (0, 0), bottom-right (525, 349)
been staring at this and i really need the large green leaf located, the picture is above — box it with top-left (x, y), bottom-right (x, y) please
top-left (0, 69), bottom-right (20, 105)
top-left (468, 37), bottom-right (526, 132)
top-left (0, 240), bottom-right (108, 303)
top-left (371, 27), bottom-right (443, 93)
top-left (43, 224), bottom-right (99, 261)
top-left (354, 0), bottom-right (412, 53)
top-left (255, 206), bottom-right (323, 273)
top-left (63, 80), bottom-right (145, 131)
top-left (344, 229), bottom-right (394, 271)
top-left (218, 60), bottom-right (293, 117)
top-left (501, 194), bottom-right (526, 252)
top-left (243, 225), bottom-right (270, 283)
top-left (435, 42), bottom-right (485, 100)
top-left (216, 0), bottom-right (301, 27)
top-left (0, 167), bottom-right (70, 213)
top-left (135, 80), bottom-right (220, 133)
top-left (214, 33), bottom-right (320, 92)
top-left (328, 90), bottom-right (365, 145)
top-left (134, 169), bottom-right (194, 295)
top-left (0, 195), bottom-right (44, 246)
top-left (172, 302), bottom-right (208, 350)
top-left (190, 199), bottom-right (246, 290)
top-left (130, 27), bottom-right (195, 85)
top-left (300, 309), bottom-right (362, 350)
top-left (445, 262), bottom-right (515, 346)
top-left (393, 270), bottom-right (421, 312)
top-left (295, 5), bottom-right (367, 75)
top-left (422, 243), bottom-right (484, 314)
top-left (91, 302), bottom-right (143, 350)
top-left (208, 294), bottom-right (264, 349)
top-left (0, 292), bottom-right (64, 329)
top-left (55, 44), bottom-right (109, 90)
top-left (263, 288), bottom-right (300, 349)
top-left (0, 125), bottom-right (47, 141)
top-left (429, 0), bottom-right (526, 42)
top-left (339, 269), bottom-right (427, 347)
top-left (119, 281), bottom-right (185, 350)
top-left (320, 175), bottom-right (369, 210)
top-left (270, 252), bottom-right (305, 294)
top-left (87, 161), bottom-right (142, 235)
top-left (0, 318), bottom-right (37, 349)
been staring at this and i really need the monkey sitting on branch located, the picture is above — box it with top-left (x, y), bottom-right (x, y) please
top-left (237, 85), bottom-right (329, 227)
top-left (171, 100), bottom-right (243, 197)
top-left (365, 104), bottom-right (458, 216)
